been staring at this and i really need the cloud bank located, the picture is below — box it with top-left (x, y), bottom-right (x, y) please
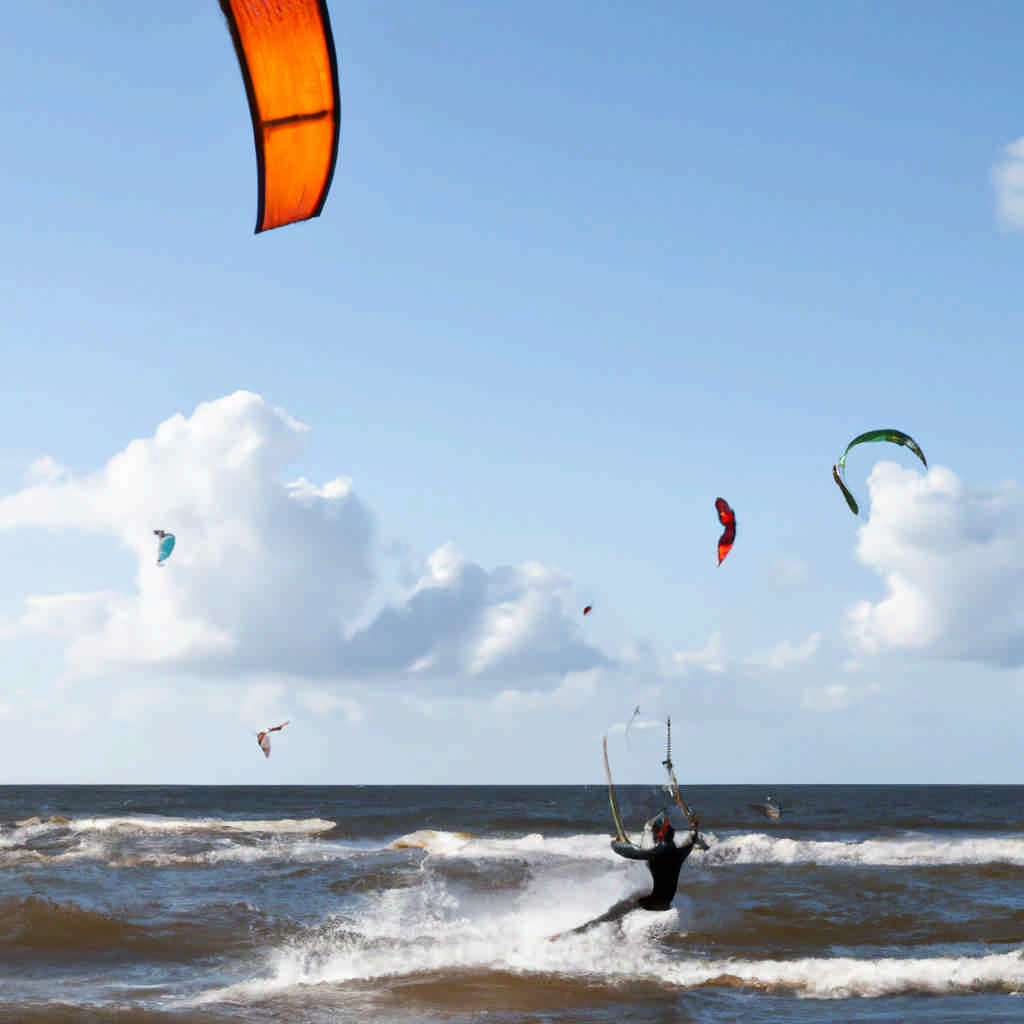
top-left (0, 392), bottom-right (604, 690)
top-left (846, 462), bottom-right (1024, 667)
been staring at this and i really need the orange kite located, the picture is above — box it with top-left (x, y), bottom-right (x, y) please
top-left (220, 0), bottom-right (341, 233)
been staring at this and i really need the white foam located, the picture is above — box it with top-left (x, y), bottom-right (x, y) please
top-left (655, 949), bottom-right (1024, 998)
top-left (63, 816), bottom-right (336, 836)
top-left (393, 829), bottom-right (1024, 870)
top-left (109, 838), bottom-right (363, 869)
top-left (187, 856), bottom-right (1024, 1005)
top-left (391, 829), bottom-right (621, 863)
top-left (184, 846), bottom-right (644, 1006)
top-left (390, 829), bottom-right (474, 854)
top-left (182, 826), bottom-right (1024, 1008)
top-left (1, 816), bottom-right (347, 868)
top-left (703, 832), bottom-right (1024, 867)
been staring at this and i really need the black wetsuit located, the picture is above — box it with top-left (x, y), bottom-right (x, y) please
top-left (611, 825), bottom-right (697, 911)
top-left (551, 825), bottom-right (699, 938)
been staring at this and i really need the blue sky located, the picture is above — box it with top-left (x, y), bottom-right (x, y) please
top-left (1, 2), bottom-right (1023, 784)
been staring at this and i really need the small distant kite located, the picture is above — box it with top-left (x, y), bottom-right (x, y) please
top-left (624, 705), bottom-right (640, 745)
top-left (715, 498), bottom-right (736, 566)
top-left (154, 530), bottom-right (176, 567)
top-left (833, 429), bottom-right (927, 516)
top-left (257, 720), bottom-right (291, 758)
top-left (219, 0), bottom-right (341, 233)
top-left (582, 605), bottom-right (593, 616)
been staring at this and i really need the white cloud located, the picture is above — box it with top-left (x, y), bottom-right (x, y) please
top-left (26, 455), bottom-right (67, 485)
top-left (493, 668), bottom-right (600, 713)
top-left (18, 591), bottom-right (119, 637)
top-left (338, 542), bottom-right (605, 687)
top-left (746, 632), bottom-right (820, 671)
top-left (846, 462), bottom-right (1024, 666)
top-left (0, 392), bottom-right (604, 691)
top-left (992, 137), bottom-right (1024, 229)
top-left (672, 632), bottom-right (725, 674)
top-left (606, 716), bottom-right (662, 736)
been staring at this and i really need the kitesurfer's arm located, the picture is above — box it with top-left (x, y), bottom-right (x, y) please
top-left (678, 823), bottom-right (710, 852)
top-left (611, 840), bottom-right (656, 860)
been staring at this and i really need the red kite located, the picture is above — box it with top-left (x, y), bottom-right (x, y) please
top-left (715, 497), bottom-right (736, 566)
top-left (257, 720), bottom-right (291, 758)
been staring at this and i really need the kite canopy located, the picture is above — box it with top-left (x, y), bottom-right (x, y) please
top-left (714, 497), bottom-right (736, 566)
top-left (582, 605), bottom-right (593, 616)
top-left (257, 720), bottom-right (290, 758)
top-left (834, 429), bottom-right (927, 516)
top-left (155, 531), bottom-right (176, 565)
top-left (219, 0), bottom-right (341, 233)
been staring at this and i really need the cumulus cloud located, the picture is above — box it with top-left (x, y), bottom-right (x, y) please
top-left (0, 392), bottom-right (374, 675)
top-left (992, 137), bottom-right (1024, 229)
top-left (0, 392), bottom-right (604, 691)
top-left (26, 456), bottom-right (67, 485)
top-left (493, 668), bottom-right (600, 713)
top-left (845, 462), bottom-right (1024, 667)
top-left (341, 542), bottom-right (605, 687)
top-left (18, 592), bottom-right (120, 637)
top-left (661, 631), bottom-right (836, 722)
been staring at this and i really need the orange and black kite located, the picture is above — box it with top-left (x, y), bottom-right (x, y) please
top-left (715, 497), bottom-right (736, 566)
top-left (220, 0), bottom-right (341, 233)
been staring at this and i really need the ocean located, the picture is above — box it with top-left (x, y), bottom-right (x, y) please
top-left (2, 784), bottom-right (1024, 1023)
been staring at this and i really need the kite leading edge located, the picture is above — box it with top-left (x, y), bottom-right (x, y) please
top-left (219, 0), bottom-right (341, 233)
top-left (833, 429), bottom-right (927, 517)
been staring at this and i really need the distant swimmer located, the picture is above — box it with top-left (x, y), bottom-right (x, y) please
top-left (748, 795), bottom-right (782, 820)
top-left (551, 811), bottom-right (703, 939)
top-left (256, 720), bottom-right (290, 758)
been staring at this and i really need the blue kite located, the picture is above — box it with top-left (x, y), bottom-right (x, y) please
top-left (154, 529), bottom-right (176, 566)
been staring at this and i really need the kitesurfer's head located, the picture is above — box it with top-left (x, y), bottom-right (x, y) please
top-left (652, 812), bottom-right (673, 843)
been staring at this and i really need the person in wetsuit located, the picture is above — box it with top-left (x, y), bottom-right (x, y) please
top-left (611, 812), bottom-right (699, 910)
top-left (550, 811), bottom-right (702, 938)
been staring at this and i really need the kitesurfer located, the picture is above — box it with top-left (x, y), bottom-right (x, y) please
top-left (550, 811), bottom-right (701, 938)
top-left (749, 795), bottom-right (782, 820)
top-left (613, 811), bottom-right (701, 911)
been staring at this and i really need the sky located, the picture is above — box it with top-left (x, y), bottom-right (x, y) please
top-left (1, 2), bottom-right (1023, 784)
